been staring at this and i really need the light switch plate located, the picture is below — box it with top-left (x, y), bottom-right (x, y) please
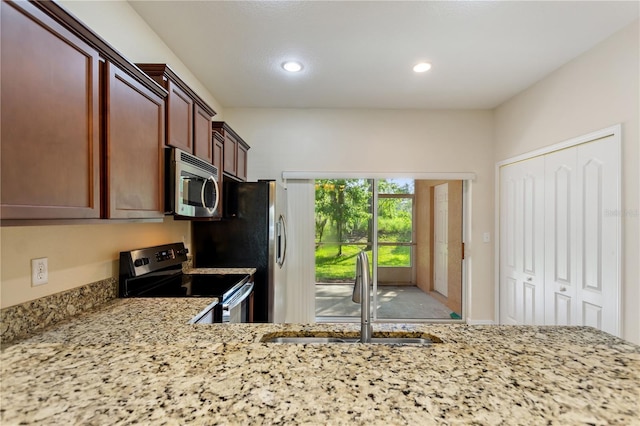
top-left (483, 232), bottom-right (491, 243)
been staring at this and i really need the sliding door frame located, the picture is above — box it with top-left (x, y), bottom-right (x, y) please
top-left (283, 171), bottom-right (476, 324)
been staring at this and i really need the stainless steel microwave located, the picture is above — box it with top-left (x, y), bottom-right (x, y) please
top-left (166, 148), bottom-right (220, 218)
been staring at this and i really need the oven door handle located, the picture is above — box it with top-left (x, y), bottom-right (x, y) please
top-left (222, 282), bottom-right (254, 311)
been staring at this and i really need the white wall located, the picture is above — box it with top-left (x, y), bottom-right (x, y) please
top-left (223, 108), bottom-right (496, 323)
top-left (494, 20), bottom-right (640, 344)
top-left (1, 1), bottom-right (224, 309)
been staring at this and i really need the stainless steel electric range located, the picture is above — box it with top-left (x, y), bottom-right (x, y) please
top-left (119, 242), bottom-right (253, 323)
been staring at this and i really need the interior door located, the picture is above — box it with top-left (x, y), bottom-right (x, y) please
top-left (433, 183), bottom-right (449, 296)
top-left (499, 157), bottom-right (545, 325)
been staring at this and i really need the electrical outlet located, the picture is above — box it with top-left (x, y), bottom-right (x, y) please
top-left (31, 258), bottom-right (48, 286)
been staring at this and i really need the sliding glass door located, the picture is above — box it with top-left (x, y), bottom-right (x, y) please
top-left (314, 178), bottom-right (464, 322)
top-left (314, 179), bottom-right (371, 318)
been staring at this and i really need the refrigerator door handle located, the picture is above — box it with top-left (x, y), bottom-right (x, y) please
top-left (276, 214), bottom-right (287, 268)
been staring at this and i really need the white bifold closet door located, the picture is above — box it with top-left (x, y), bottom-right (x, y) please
top-left (499, 156), bottom-right (545, 325)
top-left (500, 133), bottom-right (620, 336)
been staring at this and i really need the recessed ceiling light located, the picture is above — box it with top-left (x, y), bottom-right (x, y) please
top-left (282, 61), bottom-right (303, 72)
top-left (413, 62), bottom-right (432, 73)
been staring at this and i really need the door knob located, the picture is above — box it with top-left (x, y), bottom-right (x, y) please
top-left (526, 277), bottom-right (533, 282)
top-left (560, 286), bottom-right (567, 292)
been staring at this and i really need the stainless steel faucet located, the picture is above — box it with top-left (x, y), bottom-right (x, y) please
top-left (352, 251), bottom-right (372, 343)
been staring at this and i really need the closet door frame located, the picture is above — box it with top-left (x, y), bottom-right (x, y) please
top-left (494, 124), bottom-right (621, 334)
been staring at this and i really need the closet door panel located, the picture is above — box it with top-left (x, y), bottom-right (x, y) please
top-left (499, 157), bottom-right (545, 325)
top-left (519, 159), bottom-right (545, 325)
top-left (500, 165), bottom-right (521, 325)
top-left (544, 148), bottom-right (578, 326)
top-left (576, 135), bottom-right (620, 336)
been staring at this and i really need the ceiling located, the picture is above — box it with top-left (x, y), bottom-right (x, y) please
top-left (128, 1), bottom-right (639, 110)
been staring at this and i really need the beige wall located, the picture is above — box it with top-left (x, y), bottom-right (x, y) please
top-left (59, 0), bottom-right (224, 116)
top-left (224, 108), bottom-right (496, 322)
top-left (0, 219), bottom-right (190, 308)
top-left (494, 20), bottom-right (640, 344)
top-left (1, 1), bottom-right (225, 309)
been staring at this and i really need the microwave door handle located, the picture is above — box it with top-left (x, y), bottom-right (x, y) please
top-left (201, 176), bottom-right (219, 215)
top-left (212, 176), bottom-right (220, 213)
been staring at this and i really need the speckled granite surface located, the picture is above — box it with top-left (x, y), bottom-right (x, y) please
top-left (0, 277), bottom-right (117, 343)
top-left (0, 267), bottom-right (253, 345)
top-left (1, 298), bottom-right (639, 425)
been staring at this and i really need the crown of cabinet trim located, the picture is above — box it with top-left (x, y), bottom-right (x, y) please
top-left (213, 131), bottom-right (225, 143)
top-left (211, 122), bottom-right (251, 150)
top-left (211, 121), bottom-right (250, 182)
top-left (135, 64), bottom-right (216, 117)
top-left (29, 0), bottom-right (167, 99)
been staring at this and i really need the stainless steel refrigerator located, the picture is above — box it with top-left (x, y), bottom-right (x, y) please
top-left (192, 180), bottom-right (287, 322)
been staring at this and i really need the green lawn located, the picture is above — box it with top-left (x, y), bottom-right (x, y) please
top-left (315, 244), bottom-right (410, 281)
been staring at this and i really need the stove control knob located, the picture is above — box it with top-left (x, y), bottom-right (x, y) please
top-left (134, 257), bottom-right (150, 267)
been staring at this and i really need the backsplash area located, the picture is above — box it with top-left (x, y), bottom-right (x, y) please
top-left (0, 277), bottom-right (117, 345)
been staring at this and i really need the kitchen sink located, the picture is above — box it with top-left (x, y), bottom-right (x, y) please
top-left (264, 336), bottom-right (436, 345)
top-left (261, 332), bottom-right (441, 345)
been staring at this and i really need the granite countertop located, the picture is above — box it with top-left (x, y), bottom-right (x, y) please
top-left (184, 267), bottom-right (257, 275)
top-left (1, 298), bottom-right (639, 425)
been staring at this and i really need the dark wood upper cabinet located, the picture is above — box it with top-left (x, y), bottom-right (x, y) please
top-left (211, 122), bottom-right (250, 182)
top-left (136, 64), bottom-right (216, 161)
top-left (223, 131), bottom-right (239, 176)
top-left (237, 143), bottom-right (248, 182)
top-left (1, 0), bottom-right (101, 219)
top-left (167, 80), bottom-right (193, 152)
top-left (104, 62), bottom-right (165, 219)
top-left (194, 105), bottom-right (213, 163)
top-left (212, 132), bottom-right (224, 184)
top-left (1, 0), bottom-right (168, 222)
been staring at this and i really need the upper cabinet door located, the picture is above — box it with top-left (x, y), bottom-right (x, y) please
top-left (136, 64), bottom-right (216, 157)
top-left (194, 104), bottom-right (213, 163)
top-left (223, 132), bottom-right (239, 176)
top-left (0, 0), bottom-right (101, 219)
top-left (212, 132), bottom-right (224, 183)
top-left (212, 121), bottom-right (250, 182)
top-left (237, 143), bottom-right (248, 182)
top-left (105, 62), bottom-right (166, 219)
top-left (167, 80), bottom-right (193, 152)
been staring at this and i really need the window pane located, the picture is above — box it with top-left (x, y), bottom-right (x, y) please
top-left (315, 178), bottom-right (372, 282)
top-left (378, 245), bottom-right (411, 267)
top-left (315, 179), bottom-right (372, 245)
top-left (315, 244), bottom-right (369, 281)
top-left (378, 198), bottom-right (412, 243)
top-left (378, 179), bottom-right (414, 194)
